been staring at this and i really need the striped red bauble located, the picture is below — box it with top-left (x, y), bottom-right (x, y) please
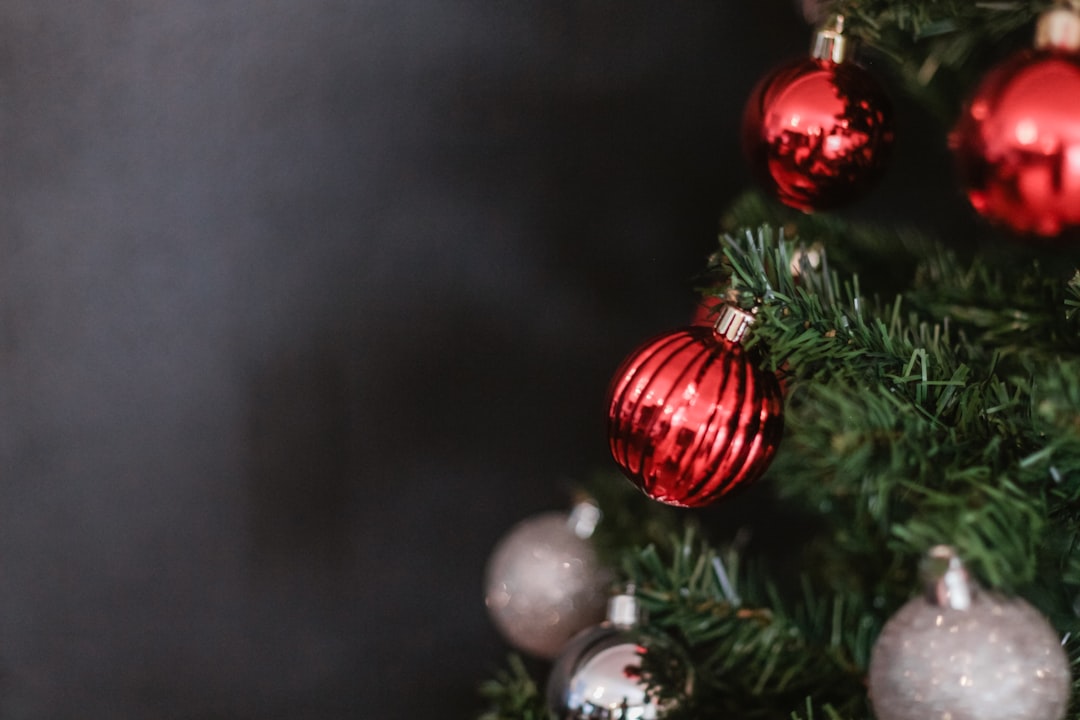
top-left (606, 305), bottom-right (784, 508)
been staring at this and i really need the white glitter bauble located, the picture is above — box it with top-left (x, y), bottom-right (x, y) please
top-left (868, 547), bottom-right (1071, 720)
top-left (484, 503), bottom-right (613, 659)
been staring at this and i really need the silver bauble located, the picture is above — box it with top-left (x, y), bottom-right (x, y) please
top-left (868, 546), bottom-right (1071, 720)
top-left (484, 502), bottom-right (613, 659)
top-left (546, 592), bottom-right (690, 720)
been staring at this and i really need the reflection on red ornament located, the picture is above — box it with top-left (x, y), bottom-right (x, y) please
top-left (951, 49), bottom-right (1080, 237)
top-left (691, 293), bottom-right (723, 327)
top-left (606, 308), bottom-right (784, 508)
top-left (743, 57), bottom-right (894, 212)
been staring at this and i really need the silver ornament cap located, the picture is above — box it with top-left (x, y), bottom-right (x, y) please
top-left (484, 502), bottom-right (613, 659)
top-left (1036, 2), bottom-right (1080, 52)
top-left (811, 15), bottom-right (855, 64)
top-left (868, 546), bottom-right (1071, 720)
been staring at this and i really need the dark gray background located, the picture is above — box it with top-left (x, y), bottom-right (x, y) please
top-left (0, 2), bottom-right (955, 718)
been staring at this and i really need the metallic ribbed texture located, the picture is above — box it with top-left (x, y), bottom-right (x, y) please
top-left (606, 325), bottom-right (784, 507)
top-left (810, 15), bottom-right (854, 64)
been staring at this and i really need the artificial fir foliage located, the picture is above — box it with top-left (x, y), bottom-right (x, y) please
top-left (479, 1), bottom-right (1080, 718)
top-left (827, 0), bottom-right (1043, 120)
top-left (480, 208), bottom-right (1080, 718)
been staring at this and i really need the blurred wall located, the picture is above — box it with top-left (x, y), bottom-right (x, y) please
top-left (0, 2), bottom-right (810, 717)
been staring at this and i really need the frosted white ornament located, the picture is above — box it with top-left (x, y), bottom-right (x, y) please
top-left (484, 501), bottom-right (612, 659)
top-left (868, 546), bottom-right (1071, 720)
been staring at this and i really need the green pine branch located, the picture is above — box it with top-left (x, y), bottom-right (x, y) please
top-left (478, 208), bottom-right (1080, 718)
top-left (623, 528), bottom-right (874, 720)
top-left (477, 655), bottom-right (547, 720)
top-left (823, 0), bottom-right (1045, 119)
top-left (708, 218), bottom-right (1080, 599)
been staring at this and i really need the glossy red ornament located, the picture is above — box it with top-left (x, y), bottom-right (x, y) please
top-left (606, 307), bottom-right (784, 508)
top-left (742, 21), bottom-right (893, 211)
top-left (691, 292), bottom-right (723, 327)
top-left (950, 16), bottom-right (1080, 237)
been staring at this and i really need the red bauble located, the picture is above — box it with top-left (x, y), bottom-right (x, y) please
top-left (951, 49), bottom-right (1080, 237)
top-left (742, 56), bottom-right (894, 211)
top-left (606, 310), bottom-right (784, 508)
top-left (691, 293), bottom-right (723, 327)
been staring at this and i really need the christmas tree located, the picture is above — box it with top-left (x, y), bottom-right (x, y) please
top-left (479, 2), bottom-right (1080, 719)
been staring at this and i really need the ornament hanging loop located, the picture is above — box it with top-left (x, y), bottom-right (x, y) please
top-left (920, 545), bottom-right (975, 610)
top-left (811, 15), bottom-right (855, 63)
top-left (1036, 1), bottom-right (1080, 52)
